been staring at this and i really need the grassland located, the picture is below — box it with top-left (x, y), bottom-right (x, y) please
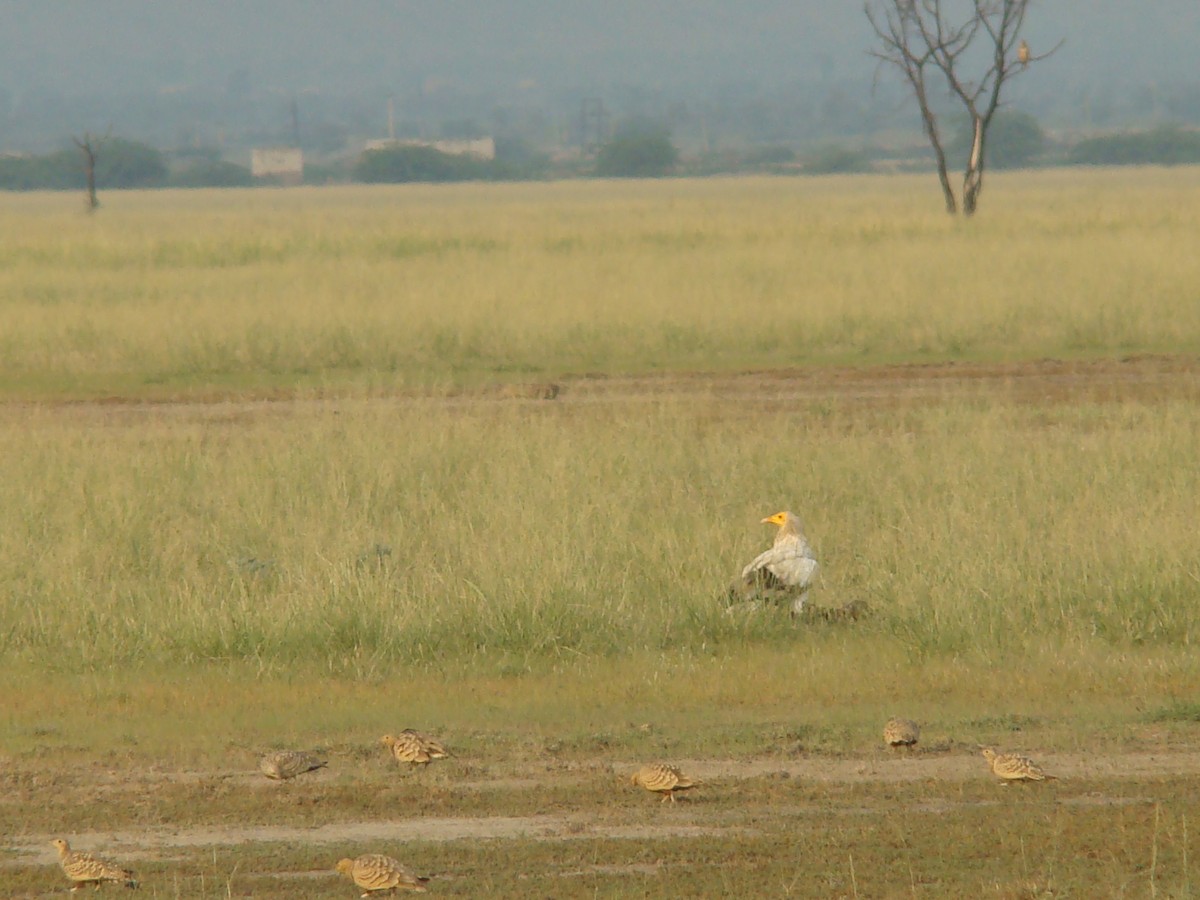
top-left (2, 168), bottom-right (1200, 399)
top-left (3, 172), bottom-right (1200, 896)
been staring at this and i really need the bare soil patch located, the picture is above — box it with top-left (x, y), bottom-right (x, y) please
top-left (9, 747), bottom-right (1200, 866)
top-left (12, 355), bottom-right (1199, 426)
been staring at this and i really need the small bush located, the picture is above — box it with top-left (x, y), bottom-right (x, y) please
top-left (354, 144), bottom-right (491, 183)
top-left (950, 110), bottom-right (1048, 170)
top-left (95, 138), bottom-right (168, 188)
top-left (595, 123), bottom-right (679, 178)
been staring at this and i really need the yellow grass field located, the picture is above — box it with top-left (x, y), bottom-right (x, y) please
top-left (2, 168), bottom-right (1199, 398)
top-left (3, 171), bottom-right (1200, 896)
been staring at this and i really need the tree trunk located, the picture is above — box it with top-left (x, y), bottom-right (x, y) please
top-left (84, 154), bottom-right (99, 212)
top-left (911, 71), bottom-right (957, 214)
top-left (962, 115), bottom-right (985, 217)
top-left (76, 138), bottom-right (100, 212)
top-left (925, 106), bottom-right (957, 215)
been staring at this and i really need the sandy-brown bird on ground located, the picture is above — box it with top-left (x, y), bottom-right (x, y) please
top-left (883, 717), bottom-right (920, 749)
top-left (728, 511), bottom-right (820, 615)
top-left (381, 730), bottom-right (450, 766)
top-left (1017, 39), bottom-right (1031, 67)
top-left (259, 749), bottom-right (328, 780)
top-left (51, 839), bottom-right (137, 891)
top-left (336, 854), bottom-right (429, 895)
top-left (630, 763), bottom-right (701, 802)
top-left (981, 748), bottom-right (1056, 783)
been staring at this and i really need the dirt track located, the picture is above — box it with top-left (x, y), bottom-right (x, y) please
top-left (16, 354), bottom-right (1200, 421)
top-left (547, 354), bottom-right (1200, 407)
top-left (10, 747), bottom-right (1200, 866)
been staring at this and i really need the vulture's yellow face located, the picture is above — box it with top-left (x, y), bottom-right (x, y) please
top-left (761, 511), bottom-right (790, 528)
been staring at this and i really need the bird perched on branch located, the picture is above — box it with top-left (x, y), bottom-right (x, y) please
top-left (1017, 39), bottom-right (1031, 67)
top-left (51, 839), bottom-right (137, 890)
top-left (728, 511), bottom-right (819, 615)
top-left (381, 730), bottom-right (450, 766)
top-left (336, 853), bottom-right (429, 894)
top-left (630, 763), bottom-right (701, 802)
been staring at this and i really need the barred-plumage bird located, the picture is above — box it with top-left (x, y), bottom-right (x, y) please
top-left (883, 717), bottom-right (920, 749)
top-left (630, 763), bottom-right (701, 802)
top-left (51, 839), bottom-right (137, 890)
top-left (259, 749), bottom-right (328, 780)
top-left (728, 511), bottom-right (819, 614)
top-left (335, 853), bottom-right (429, 895)
top-left (381, 730), bottom-right (450, 766)
top-left (982, 748), bottom-right (1055, 783)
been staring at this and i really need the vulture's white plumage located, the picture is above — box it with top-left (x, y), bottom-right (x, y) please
top-left (729, 511), bottom-right (819, 614)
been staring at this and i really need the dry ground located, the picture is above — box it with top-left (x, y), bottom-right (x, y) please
top-left (26, 352), bottom-right (1200, 420)
top-left (5, 355), bottom-right (1199, 897)
top-left (5, 738), bottom-right (1200, 897)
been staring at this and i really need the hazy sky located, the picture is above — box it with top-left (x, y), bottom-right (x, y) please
top-left (2, 1), bottom-right (1196, 98)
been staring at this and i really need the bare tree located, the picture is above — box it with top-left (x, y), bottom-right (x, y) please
top-left (866, 0), bottom-right (1059, 216)
top-left (73, 131), bottom-right (106, 212)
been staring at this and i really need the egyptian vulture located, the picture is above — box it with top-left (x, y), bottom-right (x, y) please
top-left (729, 511), bottom-right (819, 614)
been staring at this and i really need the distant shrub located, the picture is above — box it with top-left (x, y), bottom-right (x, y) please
top-left (0, 150), bottom-right (78, 190)
top-left (802, 144), bottom-right (872, 174)
top-left (170, 160), bottom-right (254, 188)
top-left (949, 110), bottom-right (1048, 170)
top-left (492, 135), bottom-right (551, 180)
top-left (1067, 124), bottom-right (1200, 166)
top-left (303, 161), bottom-right (352, 185)
top-left (354, 145), bottom-right (490, 183)
top-left (95, 138), bottom-right (168, 188)
top-left (595, 122), bottom-right (679, 178)
top-left (0, 138), bottom-right (167, 190)
top-left (743, 145), bottom-right (797, 167)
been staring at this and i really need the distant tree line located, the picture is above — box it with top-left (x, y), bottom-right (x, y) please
top-left (2, 121), bottom-right (1199, 192)
top-left (0, 139), bottom-right (252, 190)
top-left (1066, 124), bottom-right (1200, 166)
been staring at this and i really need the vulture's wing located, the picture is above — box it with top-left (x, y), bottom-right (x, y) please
top-left (740, 539), bottom-right (818, 589)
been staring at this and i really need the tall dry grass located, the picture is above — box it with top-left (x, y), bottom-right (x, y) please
top-left (2, 169), bottom-right (1199, 397)
top-left (3, 172), bottom-right (1199, 733)
top-left (2, 392), bottom-right (1196, 683)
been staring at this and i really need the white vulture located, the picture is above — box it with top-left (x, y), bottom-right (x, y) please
top-left (729, 511), bottom-right (819, 614)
